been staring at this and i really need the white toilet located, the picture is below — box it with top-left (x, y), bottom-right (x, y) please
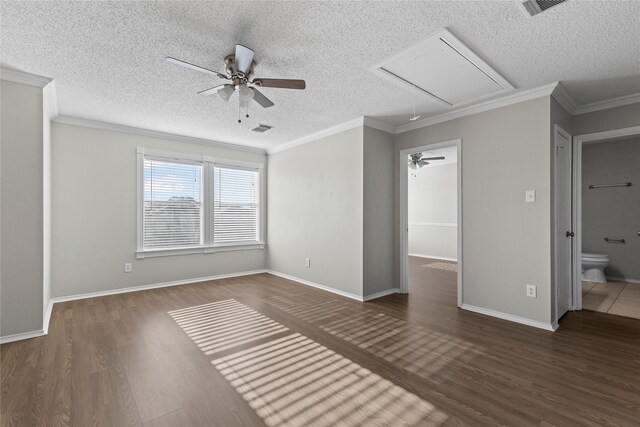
top-left (581, 253), bottom-right (610, 283)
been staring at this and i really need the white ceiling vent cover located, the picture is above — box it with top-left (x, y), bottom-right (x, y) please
top-left (371, 29), bottom-right (514, 107)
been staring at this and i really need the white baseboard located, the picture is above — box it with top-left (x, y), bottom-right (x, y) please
top-left (51, 269), bottom-right (268, 303)
top-left (2, 269), bottom-right (268, 344)
top-left (461, 304), bottom-right (557, 332)
top-left (408, 253), bottom-right (458, 262)
top-left (363, 288), bottom-right (400, 301)
top-left (0, 329), bottom-right (47, 344)
top-left (266, 270), bottom-right (364, 301)
top-left (607, 276), bottom-right (640, 284)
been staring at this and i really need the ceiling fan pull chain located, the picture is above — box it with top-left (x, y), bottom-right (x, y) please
top-left (238, 102), bottom-right (242, 123)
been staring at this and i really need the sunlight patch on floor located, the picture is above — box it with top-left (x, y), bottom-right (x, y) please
top-left (170, 299), bottom-right (448, 426)
top-left (265, 295), bottom-right (479, 381)
top-left (169, 299), bottom-right (289, 355)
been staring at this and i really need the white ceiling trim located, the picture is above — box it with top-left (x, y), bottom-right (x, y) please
top-left (269, 81), bottom-right (640, 154)
top-left (395, 82), bottom-right (559, 134)
top-left (54, 116), bottom-right (267, 155)
top-left (267, 117), bottom-right (365, 154)
top-left (43, 80), bottom-right (59, 119)
top-left (550, 82), bottom-right (577, 114)
top-left (0, 67), bottom-right (52, 87)
top-left (363, 117), bottom-right (396, 134)
top-left (573, 92), bottom-right (640, 115)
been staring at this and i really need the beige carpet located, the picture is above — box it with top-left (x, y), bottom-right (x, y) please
top-left (422, 261), bottom-right (457, 272)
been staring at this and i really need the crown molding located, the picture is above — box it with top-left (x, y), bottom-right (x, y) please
top-left (43, 81), bottom-right (59, 119)
top-left (0, 67), bottom-right (52, 87)
top-left (573, 92), bottom-right (640, 115)
top-left (53, 116), bottom-right (267, 155)
top-left (395, 82), bottom-right (559, 134)
top-left (267, 117), bottom-right (365, 154)
top-left (363, 117), bottom-right (396, 134)
top-left (551, 82), bottom-right (577, 114)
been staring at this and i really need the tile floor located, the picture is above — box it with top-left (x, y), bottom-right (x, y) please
top-left (582, 280), bottom-right (640, 319)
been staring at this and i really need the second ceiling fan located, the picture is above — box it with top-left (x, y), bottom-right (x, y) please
top-left (408, 153), bottom-right (445, 169)
top-left (167, 44), bottom-right (306, 121)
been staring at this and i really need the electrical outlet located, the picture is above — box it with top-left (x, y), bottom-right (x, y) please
top-left (124, 263), bottom-right (132, 273)
top-left (305, 258), bottom-right (311, 268)
top-left (526, 284), bottom-right (537, 298)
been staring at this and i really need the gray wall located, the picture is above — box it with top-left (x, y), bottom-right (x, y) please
top-left (1, 80), bottom-right (45, 336)
top-left (267, 127), bottom-right (364, 297)
top-left (395, 97), bottom-right (554, 325)
top-left (51, 122), bottom-right (267, 298)
top-left (363, 126), bottom-right (396, 296)
top-left (408, 162), bottom-right (457, 260)
top-left (582, 137), bottom-right (640, 280)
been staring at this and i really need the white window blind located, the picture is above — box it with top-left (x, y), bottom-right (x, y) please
top-left (213, 165), bottom-right (260, 245)
top-left (143, 157), bottom-right (203, 249)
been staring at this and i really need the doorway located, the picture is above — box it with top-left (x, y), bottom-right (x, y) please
top-left (572, 126), bottom-right (640, 319)
top-left (399, 139), bottom-right (462, 306)
top-left (554, 125), bottom-right (640, 324)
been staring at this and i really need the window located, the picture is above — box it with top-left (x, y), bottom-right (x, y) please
top-left (137, 148), bottom-right (264, 258)
top-left (144, 158), bottom-right (203, 249)
top-left (213, 165), bottom-right (260, 245)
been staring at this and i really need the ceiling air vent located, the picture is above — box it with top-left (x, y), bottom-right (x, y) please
top-left (522, 0), bottom-right (567, 16)
top-left (251, 124), bottom-right (273, 133)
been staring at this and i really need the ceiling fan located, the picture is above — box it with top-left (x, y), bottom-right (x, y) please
top-left (408, 153), bottom-right (445, 169)
top-left (166, 44), bottom-right (305, 122)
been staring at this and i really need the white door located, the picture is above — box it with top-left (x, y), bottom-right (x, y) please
top-left (555, 126), bottom-right (573, 320)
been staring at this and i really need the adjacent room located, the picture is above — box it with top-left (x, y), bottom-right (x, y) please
top-left (579, 135), bottom-right (640, 319)
top-left (1, 1), bottom-right (639, 426)
top-left (406, 144), bottom-right (460, 313)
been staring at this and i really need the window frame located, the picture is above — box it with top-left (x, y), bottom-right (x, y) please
top-left (136, 147), bottom-right (265, 259)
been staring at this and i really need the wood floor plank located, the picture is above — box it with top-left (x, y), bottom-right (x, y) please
top-left (2, 258), bottom-right (639, 426)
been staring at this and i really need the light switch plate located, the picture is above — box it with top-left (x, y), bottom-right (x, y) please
top-left (525, 190), bottom-right (536, 202)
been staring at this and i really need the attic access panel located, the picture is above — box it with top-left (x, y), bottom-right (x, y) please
top-left (372, 29), bottom-right (514, 106)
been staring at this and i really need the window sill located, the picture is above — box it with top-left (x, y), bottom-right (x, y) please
top-left (136, 243), bottom-right (265, 259)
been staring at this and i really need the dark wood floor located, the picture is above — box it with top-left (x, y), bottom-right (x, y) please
top-left (1, 258), bottom-right (639, 426)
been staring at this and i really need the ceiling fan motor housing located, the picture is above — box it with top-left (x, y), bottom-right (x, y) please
top-left (224, 54), bottom-right (256, 83)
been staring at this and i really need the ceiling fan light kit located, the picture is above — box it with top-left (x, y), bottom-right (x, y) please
top-left (166, 44), bottom-right (306, 125)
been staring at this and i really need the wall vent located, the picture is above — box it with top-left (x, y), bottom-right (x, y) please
top-left (522, 0), bottom-right (567, 16)
top-left (251, 124), bottom-right (273, 133)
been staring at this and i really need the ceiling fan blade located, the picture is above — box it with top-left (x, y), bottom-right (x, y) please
top-left (252, 88), bottom-right (274, 108)
top-left (166, 57), bottom-right (228, 79)
top-left (197, 84), bottom-right (227, 96)
top-left (421, 156), bottom-right (445, 160)
top-left (198, 84), bottom-right (235, 101)
top-left (253, 78), bottom-right (306, 90)
top-left (235, 44), bottom-right (254, 74)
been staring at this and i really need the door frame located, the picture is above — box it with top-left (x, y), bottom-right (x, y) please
top-left (399, 138), bottom-right (463, 307)
top-left (553, 124), bottom-right (573, 324)
top-left (571, 125), bottom-right (640, 311)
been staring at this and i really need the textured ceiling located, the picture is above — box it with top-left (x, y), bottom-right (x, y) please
top-left (1, 1), bottom-right (639, 150)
